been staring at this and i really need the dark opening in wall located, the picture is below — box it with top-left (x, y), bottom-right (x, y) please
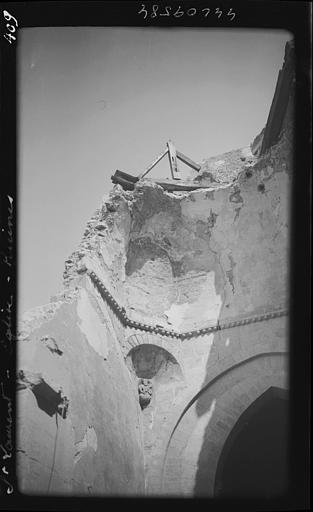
top-left (213, 387), bottom-right (289, 499)
top-left (126, 344), bottom-right (183, 384)
top-left (32, 381), bottom-right (63, 417)
top-left (17, 370), bottom-right (69, 418)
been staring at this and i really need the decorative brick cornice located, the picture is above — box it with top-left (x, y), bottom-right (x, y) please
top-left (87, 270), bottom-right (288, 339)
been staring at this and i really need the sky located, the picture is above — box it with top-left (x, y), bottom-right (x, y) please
top-left (18, 27), bottom-right (291, 314)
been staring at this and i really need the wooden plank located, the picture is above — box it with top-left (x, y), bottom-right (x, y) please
top-left (167, 140), bottom-right (180, 180)
top-left (111, 173), bottom-right (136, 191)
top-left (114, 170), bottom-right (138, 183)
top-left (154, 180), bottom-right (214, 191)
top-left (138, 148), bottom-right (168, 179)
top-left (177, 150), bottom-right (201, 172)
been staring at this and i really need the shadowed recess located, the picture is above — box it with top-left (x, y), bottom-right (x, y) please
top-left (126, 344), bottom-right (183, 384)
top-left (195, 386), bottom-right (289, 497)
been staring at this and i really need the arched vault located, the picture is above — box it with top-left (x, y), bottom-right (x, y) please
top-left (161, 352), bottom-right (288, 496)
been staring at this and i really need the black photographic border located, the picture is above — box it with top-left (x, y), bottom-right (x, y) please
top-left (0, 1), bottom-right (310, 510)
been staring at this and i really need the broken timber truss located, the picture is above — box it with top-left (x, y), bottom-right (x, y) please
top-left (111, 140), bottom-right (204, 192)
top-left (139, 140), bottom-right (201, 180)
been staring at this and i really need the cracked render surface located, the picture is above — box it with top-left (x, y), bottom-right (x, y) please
top-left (17, 119), bottom-right (291, 495)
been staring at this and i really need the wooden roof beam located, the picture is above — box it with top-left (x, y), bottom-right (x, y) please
top-left (176, 150), bottom-right (201, 172)
top-left (167, 140), bottom-right (180, 180)
top-left (138, 148), bottom-right (168, 179)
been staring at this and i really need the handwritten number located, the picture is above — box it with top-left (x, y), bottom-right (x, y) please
top-left (227, 8), bottom-right (236, 20)
top-left (151, 5), bottom-right (159, 17)
top-left (6, 23), bottom-right (16, 33)
top-left (3, 10), bottom-right (18, 43)
top-left (3, 10), bottom-right (18, 26)
top-left (187, 8), bottom-right (196, 16)
top-left (215, 7), bottom-right (222, 18)
top-left (174, 5), bottom-right (184, 17)
top-left (3, 33), bottom-right (15, 44)
top-left (160, 6), bottom-right (171, 16)
top-left (137, 4), bottom-right (235, 19)
top-left (138, 4), bottom-right (148, 19)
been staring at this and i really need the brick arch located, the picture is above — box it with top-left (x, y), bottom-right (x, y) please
top-left (123, 331), bottom-right (183, 363)
top-left (161, 351), bottom-right (288, 496)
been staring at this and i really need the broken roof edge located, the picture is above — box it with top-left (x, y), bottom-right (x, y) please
top-left (260, 39), bottom-right (295, 156)
top-left (111, 40), bottom-right (294, 193)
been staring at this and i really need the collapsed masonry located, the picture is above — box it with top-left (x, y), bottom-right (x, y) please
top-left (17, 41), bottom-right (294, 497)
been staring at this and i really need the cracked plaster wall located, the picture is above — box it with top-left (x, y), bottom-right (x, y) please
top-left (18, 74), bottom-right (292, 496)
top-left (123, 139), bottom-right (290, 332)
top-left (17, 282), bottom-right (145, 496)
top-left (61, 110), bottom-right (291, 335)
top-left (122, 125), bottom-right (291, 495)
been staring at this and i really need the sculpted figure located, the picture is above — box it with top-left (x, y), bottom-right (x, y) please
top-left (138, 378), bottom-right (153, 409)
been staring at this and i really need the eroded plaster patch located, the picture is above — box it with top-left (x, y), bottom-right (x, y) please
top-left (164, 272), bottom-right (222, 330)
top-left (74, 426), bottom-right (98, 464)
top-left (77, 288), bottom-right (108, 358)
top-left (164, 303), bottom-right (190, 331)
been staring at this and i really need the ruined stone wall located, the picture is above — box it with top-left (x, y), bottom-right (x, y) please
top-left (123, 127), bottom-right (290, 494)
top-left (17, 47), bottom-right (293, 495)
top-left (17, 193), bottom-right (145, 496)
top-left (124, 143), bottom-right (290, 331)
top-left (17, 127), bottom-right (291, 496)
top-left (63, 186), bottom-right (133, 305)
